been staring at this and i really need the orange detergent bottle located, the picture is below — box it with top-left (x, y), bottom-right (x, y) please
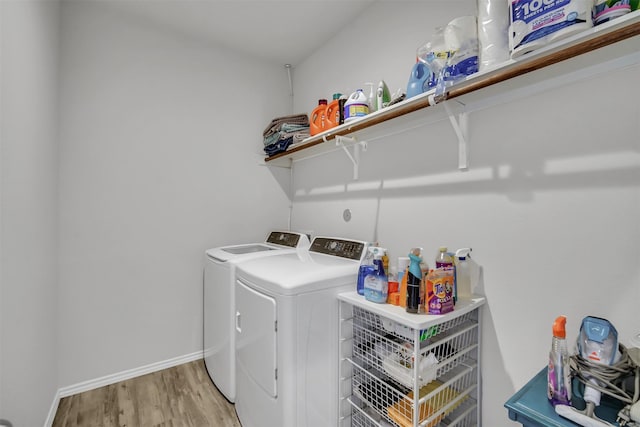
top-left (325, 93), bottom-right (342, 130)
top-left (310, 99), bottom-right (328, 136)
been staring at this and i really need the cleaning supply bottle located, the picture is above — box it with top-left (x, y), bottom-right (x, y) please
top-left (344, 89), bottom-right (369, 122)
top-left (364, 248), bottom-right (388, 303)
top-left (406, 62), bottom-right (431, 99)
top-left (310, 99), bottom-right (328, 136)
top-left (376, 80), bottom-right (391, 111)
top-left (548, 315), bottom-right (572, 406)
top-left (435, 247), bottom-right (453, 268)
top-left (365, 82), bottom-right (376, 113)
top-left (357, 246), bottom-right (375, 295)
top-left (454, 247), bottom-right (472, 303)
top-left (386, 266), bottom-right (399, 304)
top-left (338, 95), bottom-right (346, 125)
top-left (406, 248), bottom-right (423, 313)
top-left (397, 257), bottom-right (410, 286)
top-left (325, 93), bottom-right (342, 130)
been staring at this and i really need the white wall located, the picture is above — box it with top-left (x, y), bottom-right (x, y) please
top-left (290, 2), bottom-right (640, 426)
top-left (293, 0), bottom-right (475, 115)
top-left (0, 1), bottom-right (60, 425)
top-left (56, 1), bottom-right (292, 387)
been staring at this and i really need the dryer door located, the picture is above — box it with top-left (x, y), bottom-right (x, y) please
top-left (235, 279), bottom-right (277, 398)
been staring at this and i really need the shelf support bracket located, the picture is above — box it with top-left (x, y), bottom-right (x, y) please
top-left (443, 101), bottom-right (469, 171)
top-left (326, 135), bottom-right (368, 180)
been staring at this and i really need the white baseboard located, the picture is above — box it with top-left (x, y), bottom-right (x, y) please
top-left (44, 389), bottom-right (61, 427)
top-left (44, 351), bottom-right (203, 427)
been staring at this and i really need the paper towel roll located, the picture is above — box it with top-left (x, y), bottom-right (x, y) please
top-left (477, 0), bottom-right (509, 71)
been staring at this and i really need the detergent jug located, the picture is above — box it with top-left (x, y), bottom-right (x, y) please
top-left (310, 99), bottom-right (328, 136)
top-left (406, 62), bottom-right (431, 99)
top-left (325, 93), bottom-right (342, 130)
top-left (344, 89), bottom-right (369, 122)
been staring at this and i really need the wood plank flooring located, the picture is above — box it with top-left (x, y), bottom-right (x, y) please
top-left (52, 360), bottom-right (241, 427)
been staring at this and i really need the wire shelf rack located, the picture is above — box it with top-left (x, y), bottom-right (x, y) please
top-left (339, 295), bottom-right (483, 427)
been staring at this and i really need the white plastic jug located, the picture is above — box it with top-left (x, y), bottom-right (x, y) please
top-left (343, 89), bottom-right (369, 122)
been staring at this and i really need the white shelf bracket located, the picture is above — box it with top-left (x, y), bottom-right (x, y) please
top-left (327, 135), bottom-right (368, 180)
top-left (443, 101), bottom-right (469, 171)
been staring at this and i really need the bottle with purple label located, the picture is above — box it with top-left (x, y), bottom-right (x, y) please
top-left (548, 316), bottom-right (572, 406)
top-left (435, 246), bottom-right (453, 268)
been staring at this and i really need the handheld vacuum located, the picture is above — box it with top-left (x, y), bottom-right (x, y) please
top-left (555, 317), bottom-right (640, 427)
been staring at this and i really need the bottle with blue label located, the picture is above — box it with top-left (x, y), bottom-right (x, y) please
top-left (364, 248), bottom-right (388, 303)
top-left (357, 246), bottom-right (375, 295)
top-left (406, 62), bottom-right (431, 99)
top-left (344, 89), bottom-right (369, 122)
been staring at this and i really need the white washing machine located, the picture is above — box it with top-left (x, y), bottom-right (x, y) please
top-left (234, 237), bottom-right (367, 427)
top-left (204, 231), bottom-right (310, 402)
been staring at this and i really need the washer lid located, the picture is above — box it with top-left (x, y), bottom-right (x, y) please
top-left (206, 243), bottom-right (276, 262)
top-left (236, 250), bottom-right (361, 295)
top-left (205, 231), bottom-right (310, 262)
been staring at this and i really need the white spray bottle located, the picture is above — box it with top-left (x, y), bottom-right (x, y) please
top-left (454, 247), bottom-right (472, 303)
top-left (365, 82), bottom-right (376, 113)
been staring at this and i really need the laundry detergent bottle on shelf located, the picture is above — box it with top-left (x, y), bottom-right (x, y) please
top-left (406, 61), bottom-right (431, 99)
top-left (364, 248), bottom-right (388, 303)
top-left (325, 93), bottom-right (342, 130)
top-left (343, 89), bottom-right (369, 122)
top-left (310, 99), bottom-right (328, 136)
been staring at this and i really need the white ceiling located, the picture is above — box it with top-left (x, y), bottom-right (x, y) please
top-left (97, 0), bottom-right (377, 66)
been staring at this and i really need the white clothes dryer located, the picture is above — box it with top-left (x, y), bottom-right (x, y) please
top-left (204, 231), bottom-right (310, 402)
top-left (234, 237), bottom-right (367, 427)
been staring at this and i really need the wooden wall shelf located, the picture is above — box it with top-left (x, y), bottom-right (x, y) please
top-left (264, 12), bottom-right (640, 169)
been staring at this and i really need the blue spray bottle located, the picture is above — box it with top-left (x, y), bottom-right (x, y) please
top-left (364, 248), bottom-right (388, 303)
top-left (357, 246), bottom-right (375, 295)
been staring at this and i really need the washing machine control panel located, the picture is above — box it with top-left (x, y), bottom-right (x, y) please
top-left (310, 238), bottom-right (365, 260)
top-left (265, 231), bottom-right (301, 248)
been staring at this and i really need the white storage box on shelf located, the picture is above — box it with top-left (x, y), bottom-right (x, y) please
top-left (338, 292), bottom-right (486, 427)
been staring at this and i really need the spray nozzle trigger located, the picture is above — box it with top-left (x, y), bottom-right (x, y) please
top-left (553, 316), bottom-right (567, 338)
top-left (455, 247), bottom-right (472, 259)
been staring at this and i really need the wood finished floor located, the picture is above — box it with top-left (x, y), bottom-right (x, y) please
top-left (52, 360), bottom-right (241, 427)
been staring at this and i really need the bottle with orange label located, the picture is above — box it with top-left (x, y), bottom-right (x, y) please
top-left (325, 93), bottom-right (343, 130)
top-left (310, 99), bottom-right (328, 136)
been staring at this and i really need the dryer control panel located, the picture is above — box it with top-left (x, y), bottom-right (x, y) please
top-left (310, 237), bottom-right (366, 261)
top-left (265, 231), bottom-right (302, 248)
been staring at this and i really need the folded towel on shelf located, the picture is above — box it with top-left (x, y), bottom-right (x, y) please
top-left (263, 114), bottom-right (309, 138)
top-left (263, 131), bottom-right (310, 157)
top-left (263, 124), bottom-right (310, 147)
top-left (262, 113), bottom-right (310, 157)
top-left (264, 136), bottom-right (294, 157)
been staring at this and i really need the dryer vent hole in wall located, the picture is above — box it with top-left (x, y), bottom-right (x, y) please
top-left (343, 209), bottom-right (352, 222)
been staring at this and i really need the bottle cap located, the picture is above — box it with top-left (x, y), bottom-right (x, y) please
top-left (332, 93), bottom-right (342, 100)
top-left (553, 316), bottom-right (567, 338)
top-left (439, 246), bottom-right (448, 252)
top-left (318, 99), bottom-right (327, 105)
